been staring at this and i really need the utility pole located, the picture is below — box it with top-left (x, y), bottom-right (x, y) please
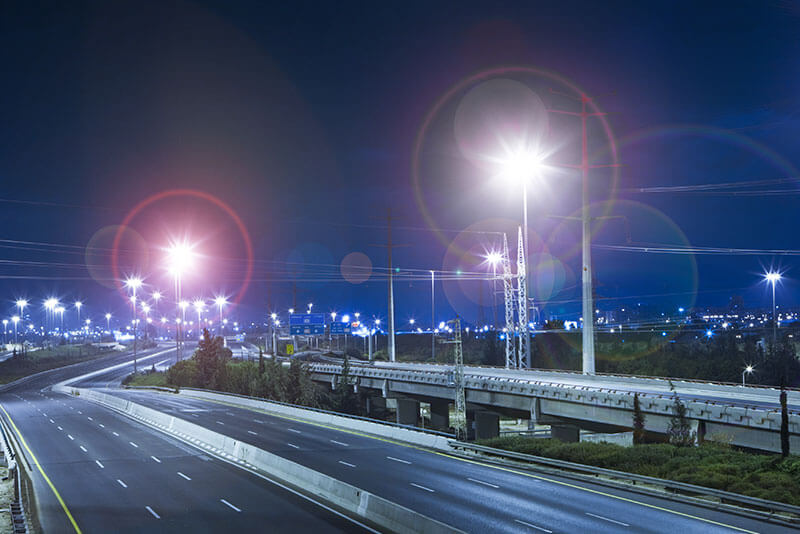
top-left (516, 227), bottom-right (529, 368)
top-left (501, 233), bottom-right (516, 369)
top-left (431, 270), bottom-right (435, 362)
top-left (548, 90), bottom-right (620, 375)
top-left (443, 317), bottom-right (466, 440)
top-left (370, 208), bottom-right (407, 362)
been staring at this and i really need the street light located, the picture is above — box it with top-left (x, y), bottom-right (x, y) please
top-left (12, 316), bottom-right (19, 345)
top-left (742, 364), bottom-right (754, 386)
top-left (105, 313), bottom-right (112, 333)
top-left (2, 319), bottom-right (6, 345)
top-left (193, 299), bottom-right (205, 335)
top-left (764, 271), bottom-right (781, 351)
top-left (214, 296), bottom-right (227, 336)
top-left (124, 276), bottom-right (143, 372)
top-left (74, 301), bottom-right (83, 332)
top-left (167, 242), bottom-right (195, 362)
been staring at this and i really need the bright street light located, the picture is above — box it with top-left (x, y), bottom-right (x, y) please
top-left (764, 271), bottom-right (782, 350)
top-left (214, 296), bottom-right (227, 335)
top-left (742, 364), bottom-right (754, 386)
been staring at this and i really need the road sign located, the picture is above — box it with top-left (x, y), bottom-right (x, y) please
top-left (286, 344), bottom-right (294, 355)
top-left (330, 322), bottom-right (351, 334)
top-left (289, 313), bottom-right (326, 335)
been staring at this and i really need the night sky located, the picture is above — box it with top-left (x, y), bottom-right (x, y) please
top-left (2, 1), bottom-right (800, 327)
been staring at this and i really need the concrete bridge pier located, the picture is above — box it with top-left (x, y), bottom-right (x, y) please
top-left (550, 424), bottom-right (580, 442)
top-left (396, 398), bottom-right (420, 426)
top-left (429, 400), bottom-right (450, 431)
top-left (473, 411), bottom-right (500, 440)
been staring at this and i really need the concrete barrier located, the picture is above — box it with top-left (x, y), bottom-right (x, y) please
top-left (178, 388), bottom-right (453, 451)
top-left (62, 386), bottom-right (462, 534)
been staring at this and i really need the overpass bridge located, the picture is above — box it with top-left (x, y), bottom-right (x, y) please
top-left (308, 361), bottom-right (800, 453)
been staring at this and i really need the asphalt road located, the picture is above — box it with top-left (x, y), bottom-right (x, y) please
top-left (78, 360), bottom-right (793, 533)
top-left (0, 347), bottom-right (372, 533)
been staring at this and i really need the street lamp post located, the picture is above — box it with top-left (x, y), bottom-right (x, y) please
top-left (74, 301), bottom-right (82, 336)
top-left (430, 270), bottom-right (435, 361)
top-left (124, 276), bottom-right (143, 373)
top-left (105, 313), bottom-right (111, 334)
top-left (215, 296), bottom-right (227, 337)
top-left (168, 243), bottom-right (195, 363)
top-left (12, 316), bottom-right (19, 345)
top-left (742, 365), bottom-right (754, 386)
top-left (2, 319), bottom-right (7, 345)
top-left (765, 272), bottom-right (781, 351)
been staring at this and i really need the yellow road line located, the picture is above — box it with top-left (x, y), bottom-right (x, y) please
top-left (186, 394), bottom-right (759, 533)
top-left (0, 403), bottom-right (82, 534)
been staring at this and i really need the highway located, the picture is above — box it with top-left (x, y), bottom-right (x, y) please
top-left (73, 359), bottom-right (791, 533)
top-left (0, 347), bottom-right (373, 533)
top-left (358, 361), bottom-right (800, 412)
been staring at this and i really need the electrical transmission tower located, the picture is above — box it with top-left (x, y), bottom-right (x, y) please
top-left (447, 317), bottom-right (467, 441)
top-left (501, 233), bottom-right (516, 369)
top-left (516, 227), bottom-right (529, 368)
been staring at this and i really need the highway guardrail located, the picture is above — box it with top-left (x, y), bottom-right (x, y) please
top-left (449, 440), bottom-right (800, 525)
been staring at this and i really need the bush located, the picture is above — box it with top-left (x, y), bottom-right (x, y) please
top-left (166, 359), bottom-right (199, 388)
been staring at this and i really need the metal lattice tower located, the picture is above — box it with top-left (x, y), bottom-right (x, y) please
top-left (449, 317), bottom-right (467, 440)
top-left (501, 233), bottom-right (516, 369)
top-left (516, 227), bottom-right (529, 368)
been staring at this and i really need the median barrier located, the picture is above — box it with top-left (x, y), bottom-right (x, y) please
top-left (69, 387), bottom-right (462, 534)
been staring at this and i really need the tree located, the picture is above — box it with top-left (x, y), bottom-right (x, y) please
top-left (195, 328), bottom-right (232, 390)
top-left (632, 393), bottom-right (646, 444)
top-left (667, 381), bottom-right (696, 447)
top-left (334, 355), bottom-right (361, 414)
top-left (285, 359), bottom-right (316, 406)
top-left (258, 348), bottom-right (265, 375)
top-left (166, 359), bottom-right (199, 387)
top-left (781, 387), bottom-right (790, 458)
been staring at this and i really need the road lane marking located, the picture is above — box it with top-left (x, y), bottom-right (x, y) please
top-left (117, 479), bottom-right (127, 488)
top-left (189, 387), bottom-right (760, 534)
top-left (468, 477), bottom-right (499, 489)
top-left (177, 472), bottom-right (191, 480)
top-left (288, 428), bottom-right (301, 433)
top-left (77, 411), bottom-right (82, 415)
top-left (330, 440), bottom-right (349, 447)
top-left (87, 417), bottom-right (93, 421)
top-left (57, 426), bottom-right (63, 431)
top-left (410, 482), bottom-right (434, 492)
top-left (0, 404), bottom-right (83, 534)
top-left (79, 446), bottom-right (87, 453)
top-left (287, 443), bottom-right (300, 449)
top-left (145, 506), bottom-right (160, 519)
top-left (387, 456), bottom-right (411, 464)
top-left (112, 431), bottom-right (119, 436)
top-left (151, 456), bottom-right (161, 463)
top-left (338, 461), bottom-right (356, 468)
top-left (95, 460), bottom-right (104, 469)
top-left (67, 434), bottom-right (74, 440)
top-left (129, 441), bottom-right (138, 448)
top-left (247, 430), bottom-right (257, 435)
top-left (220, 499), bottom-right (241, 512)
top-left (515, 519), bottom-right (552, 532)
top-left (49, 419), bottom-right (54, 423)
top-left (98, 424), bottom-right (104, 428)
top-left (586, 512), bottom-right (629, 527)
top-left (216, 421), bottom-right (225, 425)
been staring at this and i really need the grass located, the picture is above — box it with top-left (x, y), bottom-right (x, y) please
top-left (476, 436), bottom-right (800, 506)
top-left (122, 370), bottom-right (168, 387)
top-left (0, 345), bottom-right (118, 385)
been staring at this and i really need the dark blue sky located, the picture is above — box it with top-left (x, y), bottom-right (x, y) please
top-left (1, 1), bottom-right (800, 326)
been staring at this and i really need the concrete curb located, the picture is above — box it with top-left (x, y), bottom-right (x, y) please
top-left (178, 388), bottom-right (453, 451)
top-left (54, 385), bottom-right (463, 534)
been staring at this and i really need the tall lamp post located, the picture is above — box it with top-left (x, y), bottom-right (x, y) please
top-left (215, 296), bottom-right (227, 336)
top-left (124, 277), bottom-right (143, 372)
top-left (742, 365), bottom-right (754, 387)
top-left (105, 313), bottom-right (112, 334)
top-left (12, 316), bottom-right (19, 345)
top-left (74, 301), bottom-right (82, 335)
top-left (430, 270), bottom-right (435, 361)
top-left (765, 272), bottom-right (781, 351)
top-left (2, 319), bottom-right (7, 345)
top-left (167, 243), bottom-right (195, 363)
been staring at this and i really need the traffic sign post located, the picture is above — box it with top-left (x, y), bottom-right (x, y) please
top-left (290, 313), bottom-right (325, 335)
top-left (330, 322), bottom-right (351, 335)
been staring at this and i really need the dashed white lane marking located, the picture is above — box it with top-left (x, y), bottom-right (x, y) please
top-left (77, 411), bottom-right (82, 415)
top-left (177, 472), bottom-right (191, 481)
top-left (287, 428), bottom-right (301, 434)
top-left (96, 460), bottom-right (104, 469)
top-left (338, 461), bottom-right (356, 468)
top-left (247, 430), bottom-right (257, 435)
top-left (49, 419), bottom-right (54, 424)
top-left (386, 456), bottom-right (411, 464)
top-left (585, 512), bottom-right (629, 527)
top-left (145, 506), bottom-right (160, 519)
top-left (330, 440), bottom-right (349, 447)
top-left (254, 419), bottom-right (265, 424)
top-left (220, 499), bottom-right (241, 512)
top-left (287, 443), bottom-right (300, 449)
top-left (467, 477), bottom-right (500, 489)
top-left (67, 434), bottom-right (74, 440)
top-left (129, 441), bottom-right (138, 448)
top-left (515, 519), bottom-right (552, 532)
top-left (112, 431), bottom-right (119, 437)
top-left (99, 424), bottom-right (104, 428)
top-left (87, 416), bottom-right (93, 421)
top-left (117, 479), bottom-right (127, 488)
top-left (410, 482), bottom-right (434, 492)
top-left (151, 456), bottom-right (161, 463)
top-left (216, 421), bottom-right (225, 425)
top-left (79, 446), bottom-right (87, 453)
top-left (57, 426), bottom-right (63, 431)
